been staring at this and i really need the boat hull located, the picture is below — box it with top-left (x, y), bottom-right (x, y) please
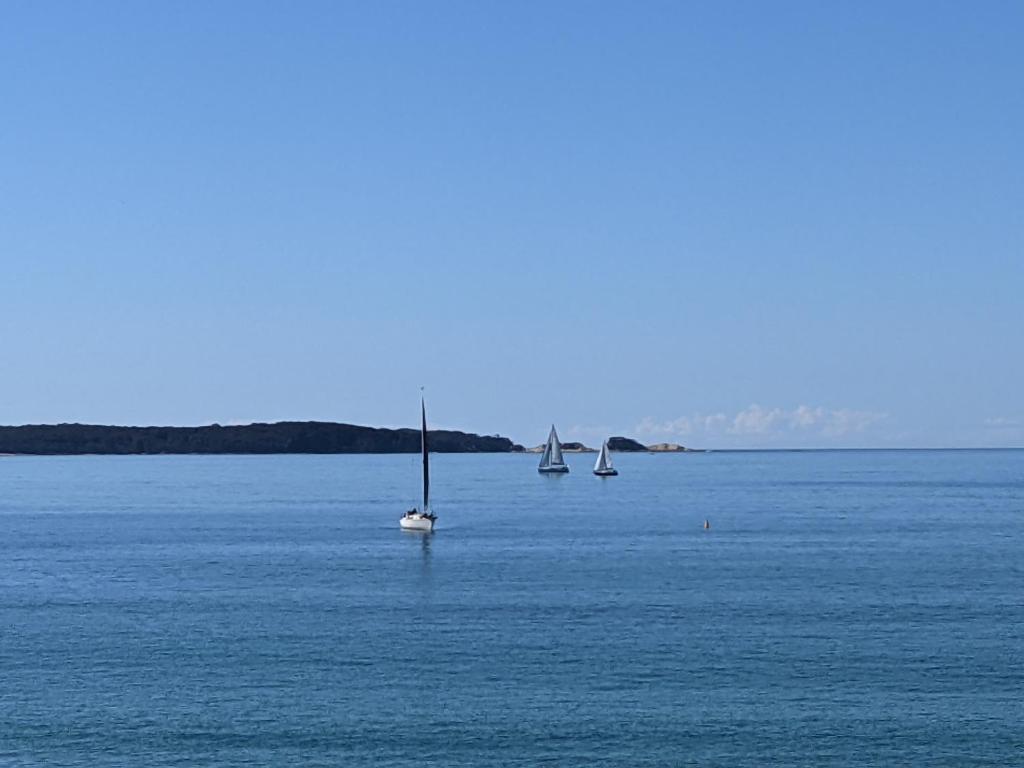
top-left (399, 514), bottom-right (436, 532)
top-left (594, 469), bottom-right (618, 476)
top-left (538, 465), bottom-right (570, 474)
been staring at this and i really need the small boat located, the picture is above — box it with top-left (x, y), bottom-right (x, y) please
top-left (400, 398), bottom-right (437, 532)
top-left (538, 425), bottom-right (570, 474)
top-left (593, 439), bottom-right (618, 476)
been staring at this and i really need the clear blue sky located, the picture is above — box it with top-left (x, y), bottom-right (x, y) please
top-left (2, 1), bottom-right (1021, 448)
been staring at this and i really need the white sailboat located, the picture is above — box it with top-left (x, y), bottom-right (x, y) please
top-left (593, 439), bottom-right (618, 476)
top-left (538, 425), bottom-right (569, 474)
top-left (399, 399), bottom-right (437, 531)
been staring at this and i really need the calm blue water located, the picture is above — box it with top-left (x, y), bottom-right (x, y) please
top-left (1, 450), bottom-right (1022, 766)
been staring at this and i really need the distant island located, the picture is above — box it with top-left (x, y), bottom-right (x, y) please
top-left (608, 437), bottom-right (691, 452)
top-left (525, 436), bottom-right (692, 453)
top-left (0, 422), bottom-right (519, 455)
top-left (607, 436), bottom-right (648, 451)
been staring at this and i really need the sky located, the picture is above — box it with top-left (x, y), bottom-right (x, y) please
top-left (1, 1), bottom-right (1022, 448)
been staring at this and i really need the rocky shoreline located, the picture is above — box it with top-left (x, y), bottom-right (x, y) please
top-left (525, 436), bottom-right (691, 453)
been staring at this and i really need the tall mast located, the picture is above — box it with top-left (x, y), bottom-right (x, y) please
top-left (421, 398), bottom-right (430, 511)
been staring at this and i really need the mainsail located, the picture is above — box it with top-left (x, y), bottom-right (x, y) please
top-left (548, 426), bottom-right (564, 466)
top-left (594, 440), bottom-right (612, 473)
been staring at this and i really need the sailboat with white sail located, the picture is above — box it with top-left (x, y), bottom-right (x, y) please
top-left (537, 425), bottom-right (570, 474)
top-left (399, 399), bottom-right (437, 531)
top-left (593, 439), bottom-right (618, 476)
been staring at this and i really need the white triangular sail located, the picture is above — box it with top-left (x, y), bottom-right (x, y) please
top-left (548, 425), bottom-right (565, 466)
top-left (539, 437), bottom-right (553, 468)
top-left (594, 440), bottom-right (613, 472)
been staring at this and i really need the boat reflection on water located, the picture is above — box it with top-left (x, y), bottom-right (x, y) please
top-left (400, 521), bottom-right (433, 577)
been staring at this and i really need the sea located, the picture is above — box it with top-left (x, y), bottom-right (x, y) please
top-left (1, 450), bottom-right (1022, 766)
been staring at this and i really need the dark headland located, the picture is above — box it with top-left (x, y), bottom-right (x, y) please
top-left (0, 422), bottom-right (520, 455)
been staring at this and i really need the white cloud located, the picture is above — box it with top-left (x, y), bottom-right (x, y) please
top-left (984, 416), bottom-right (1020, 429)
top-left (636, 416), bottom-right (692, 437)
top-left (729, 404), bottom-right (786, 434)
top-left (821, 408), bottom-right (885, 437)
top-left (636, 404), bottom-right (886, 444)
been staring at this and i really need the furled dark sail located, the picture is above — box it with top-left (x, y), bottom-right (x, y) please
top-left (421, 398), bottom-right (430, 511)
